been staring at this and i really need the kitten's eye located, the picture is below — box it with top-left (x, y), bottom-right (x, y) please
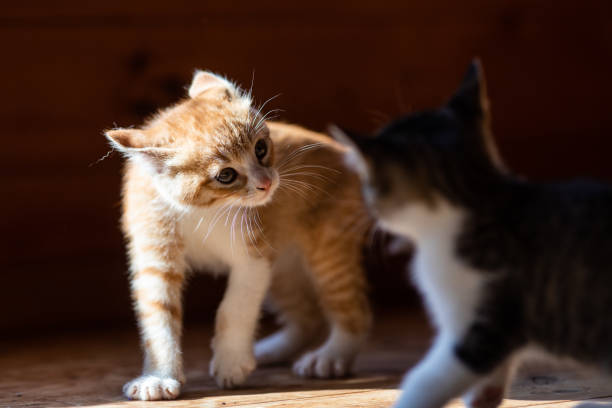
top-left (255, 139), bottom-right (267, 161)
top-left (216, 168), bottom-right (238, 184)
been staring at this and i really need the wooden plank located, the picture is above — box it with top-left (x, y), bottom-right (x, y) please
top-left (3, 314), bottom-right (612, 408)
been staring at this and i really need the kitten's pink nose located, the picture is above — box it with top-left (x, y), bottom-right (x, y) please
top-left (256, 178), bottom-right (272, 191)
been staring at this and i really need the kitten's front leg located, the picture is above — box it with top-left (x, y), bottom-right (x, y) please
top-left (210, 257), bottom-right (272, 388)
top-left (393, 334), bottom-right (480, 408)
top-left (123, 256), bottom-right (187, 400)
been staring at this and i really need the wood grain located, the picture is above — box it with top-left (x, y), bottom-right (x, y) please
top-left (3, 313), bottom-right (612, 408)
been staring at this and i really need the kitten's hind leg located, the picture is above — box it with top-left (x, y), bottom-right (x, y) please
top-left (293, 241), bottom-right (372, 379)
top-left (255, 257), bottom-right (325, 366)
top-left (393, 334), bottom-right (481, 408)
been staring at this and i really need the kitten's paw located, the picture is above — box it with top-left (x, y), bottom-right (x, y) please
top-left (122, 375), bottom-right (181, 400)
top-left (292, 349), bottom-right (352, 378)
top-left (255, 329), bottom-right (303, 366)
top-left (464, 384), bottom-right (504, 408)
top-left (209, 349), bottom-right (256, 389)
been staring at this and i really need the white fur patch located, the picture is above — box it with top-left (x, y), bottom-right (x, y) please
top-left (381, 200), bottom-right (485, 335)
top-left (178, 204), bottom-right (274, 388)
top-left (381, 199), bottom-right (503, 407)
top-left (179, 205), bottom-right (255, 274)
top-left (393, 334), bottom-right (478, 408)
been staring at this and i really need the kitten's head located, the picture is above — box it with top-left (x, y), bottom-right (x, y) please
top-left (334, 60), bottom-right (504, 222)
top-left (105, 70), bottom-right (279, 210)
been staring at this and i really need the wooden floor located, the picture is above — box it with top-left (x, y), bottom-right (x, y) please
top-left (3, 313), bottom-right (612, 408)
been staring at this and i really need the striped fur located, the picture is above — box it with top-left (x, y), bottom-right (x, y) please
top-left (106, 71), bottom-right (373, 400)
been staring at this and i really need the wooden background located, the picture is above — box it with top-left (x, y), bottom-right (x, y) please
top-left (2, 1), bottom-right (611, 337)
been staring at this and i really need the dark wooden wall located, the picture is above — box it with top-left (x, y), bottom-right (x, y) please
top-left (2, 1), bottom-right (611, 336)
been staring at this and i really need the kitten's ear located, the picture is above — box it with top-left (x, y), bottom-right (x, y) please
top-left (448, 60), bottom-right (506, 170)
top-left (105, 128), bottom-right (147, 151)
top-left (328, 124), bottom-right (370, 180)
top-left (328, 124), bottom-right (370, 150)
top-left (105, 128), bottom-right (172, 172)
top-left (189, 70), bottom-right (235, 98)
top-left (447, 59), bottom-right (489, 120)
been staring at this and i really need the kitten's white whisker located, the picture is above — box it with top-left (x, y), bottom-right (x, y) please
top-left (255, 94), bottom-right (281, 118)
top-left (230, 206), bottom-right (242, 254)
top-left (281, 177), bottom-right (331, 197)
top-left (280, 143), bottom-right (323, 163)
top-left (202, 199), bottom-right (239, 243)
top-left (89, 147), bottom-right (115, 167)
top-left (252, 208), bottom-right (274, 251)
top-left (194, 216), bottom-right (204, 232)
top-left (254, 109), bottom-right (283, 131)
top-left (225, 202), bottom-right (236, 226)
top-left (280, 164), bottom-right (341, 174)
top-left (280, 178), bottom-right (316, 194)
top-left (248, 69), bottom-right (255, 100)
top-left (244, 208), bottom-right (264, 258)
top-left (240, 208), bottom-right (248, 252)
top-left (250, 94), bottom-right (282, 132)
top-left (278, 171), bottom-right (334, 183)
top-left (278, 183), bottom-right (310, 200)
top-left (280, 177), bottom-right (318, 191)
top-left (277, 143), bottom-right (325, 169)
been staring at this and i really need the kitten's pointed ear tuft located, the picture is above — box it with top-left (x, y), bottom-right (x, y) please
top-left (328, 124), bottom-right (357, 149)
top-left (328, 124), bottom-right (369, 150)
top-left (448, 59), bottom-right (489, 119)
top-left (328, 124), bottom-right (370, 180)
top-left (105, 128), bottom-right (144, 151)
top-left (448, 60), bottom-right (506, 170)
top-left (189, 70), bottom-right (234, 98)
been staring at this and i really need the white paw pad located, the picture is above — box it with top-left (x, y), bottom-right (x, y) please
top-left (293, 350), bottom-right (352, 378)
top-left (123, 375), bottom-right (181, 400)
top-left (209, 350), bottom-right (256, 389)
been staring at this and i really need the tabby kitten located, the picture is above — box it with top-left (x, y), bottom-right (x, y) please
top-left (337, 61), bottom-right (612, 408)
top-left (106, 71), bottom-right (372, 400)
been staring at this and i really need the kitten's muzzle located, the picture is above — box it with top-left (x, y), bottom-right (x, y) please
top-left (256, 177), bottom-right (272, 191)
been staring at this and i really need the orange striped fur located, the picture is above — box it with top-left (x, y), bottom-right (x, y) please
top-left (106, 71), bottom-right (373, 401)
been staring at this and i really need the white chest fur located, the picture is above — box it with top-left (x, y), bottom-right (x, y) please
top-left (381, 200), bottom-right (485, 336)
top-left (179, 206), bottom-right (253, 274)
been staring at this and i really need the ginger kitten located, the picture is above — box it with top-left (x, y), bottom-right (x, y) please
top-left (338, 61), bottom-right (612, 408)
top-left (105, 71), bottom-right (372, 400)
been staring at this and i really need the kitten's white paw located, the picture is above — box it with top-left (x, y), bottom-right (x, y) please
top-left (209, 348), bottom-right (256, 389)
top-left (255, 329), bottom-right (303, 366)
top-left (123, 375), bottom-right (181, 400)
top-left (292, 349), bottom-right (352, 378)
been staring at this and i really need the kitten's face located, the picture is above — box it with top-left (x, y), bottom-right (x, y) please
top-left (339, 60), bottom-right (499, 226)
top-left (155, 120), bottom-right (279, 210)
top-left (351, 110), bottom-right (457, 220)
top-left (106, 71), bottom-right (280, 209)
